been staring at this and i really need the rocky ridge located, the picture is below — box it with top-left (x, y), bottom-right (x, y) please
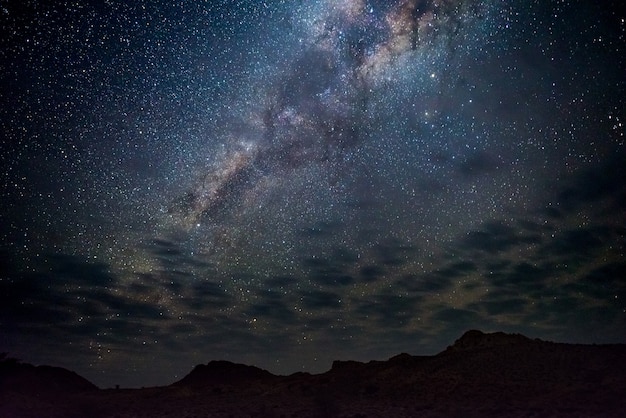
top-left (2, 331), bottom-right (625, 417)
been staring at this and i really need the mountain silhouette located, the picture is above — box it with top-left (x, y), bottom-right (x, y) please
top-left (445, 329), bottom-right (533, 350)
top-left (1, 331), bottom-right (625, 417)
top-left (0, 356), bottom-right (98, 418)
top-left (0, 357), bottom-right (97, 395)
top-left (172, 360), bottom-right (277, 387)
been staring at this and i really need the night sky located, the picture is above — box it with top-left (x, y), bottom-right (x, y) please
top-left (1, 0), bottom-right (625, 388)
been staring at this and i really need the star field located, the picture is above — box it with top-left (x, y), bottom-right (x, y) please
top-left (1, 0), bottom-right (625, 388)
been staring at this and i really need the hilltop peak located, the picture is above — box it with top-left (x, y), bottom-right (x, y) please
top-left (173, 360), bottom-right (275, 387)
top-left (447, 329), bottom-right (533, 352)
top-left (0, 360), bottom-right (97, 394)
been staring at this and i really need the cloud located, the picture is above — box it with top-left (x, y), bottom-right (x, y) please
top-left (353, 292), bottom-right (419, 327)
top-left (0, 253), bottom-right (174, 349)
top-left (371, 238), bottom-right (416, 267)
top-left (302, 251), bottom-right (357, 287)
top-left (397, 273), bottom-right (451, 293)
top-left (458, 221), bottom-right (542, 255)
top-left (458, 151), bottom-right (501, 177)
top-left (557, 154), bottom-right (626, 212)
top-left (186, 280), bottom-right (233, 310)
top-left (435, 260), bottom-right (478, 279)
top-left (565, 261), bottom-right (626, 301)
top-left (359, 265), bottom-right (385, 283)
top-left (245, 289), bottom-right (298, 325)
top-left (299, 289), bottom-right (344, 310)
top-left (432, 307), bottom-right (482, 330)
top-left (395, 261), bottom-right (476, 295)
top-left (480, 298), bottom-right (529, 316)
top-left (0, 254), bottom-right (116, 327)
top-left (246, 299), bottom-right (297, 325)
top-left (144, 238), bottom-right (213, 270)
top-left (542, 227), bottom-right (609, 260)
top-left (495, 262), bottom-right (551, 288)
top-left (265, 275), bottom-right (298, 289)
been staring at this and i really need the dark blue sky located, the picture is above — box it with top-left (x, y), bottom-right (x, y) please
top-left (1, 0), bottom-right (625, 388)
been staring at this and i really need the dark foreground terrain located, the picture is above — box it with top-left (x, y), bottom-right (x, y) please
top-left (2, 330), bottom-right (625, 417)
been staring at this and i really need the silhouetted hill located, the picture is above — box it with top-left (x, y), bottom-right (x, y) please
top-left (445, 329), bottom-right (533, 351)
top-left (0, 359), bottom-right (97, 395)
top-left (172, 360), bottom-right (277, 387)
top-left (2, 331), bottom-right (625, 417)
top-left (0, 357), bottom-right (98, 418)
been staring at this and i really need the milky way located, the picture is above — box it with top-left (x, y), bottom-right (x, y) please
top-left (1, 0), bottom-right (625, 388)
top-left (165, 0), bottom-right (488, 253)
